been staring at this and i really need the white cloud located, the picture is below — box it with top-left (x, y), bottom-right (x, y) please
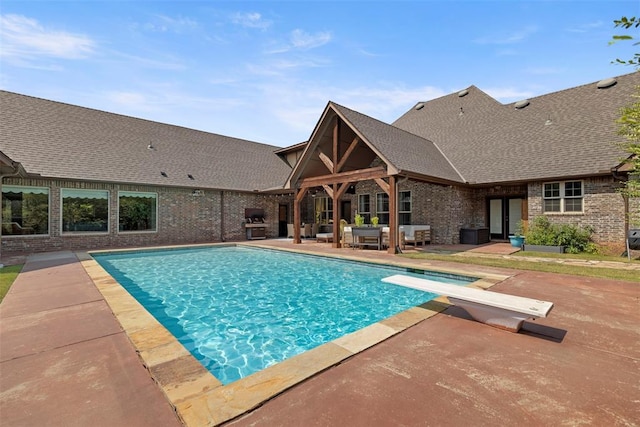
top-left (267, 29), bottom-right (332, 54)
top-left (474, 25), bottom-right (538, 45)
top-left (142, 14), bottom-right (198, 33)
top-left (231, 12), bottom-right (272, 30)
top-left (566, 21), bottom-right (604, 33)
top-left (0, 14), bottom-right (95, 64)
top-left (257, 81), bottom-right (447, 140)
top-left (290, 29), bottom-right (331, 50)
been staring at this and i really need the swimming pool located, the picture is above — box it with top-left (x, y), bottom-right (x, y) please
top-left (94, 245), bottom-right (474, 384)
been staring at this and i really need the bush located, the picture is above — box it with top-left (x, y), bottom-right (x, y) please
top-left (525, 216), bottom-right (599, 254)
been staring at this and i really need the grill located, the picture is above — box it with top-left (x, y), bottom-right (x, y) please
top-left (244, 208), bottom-right (267, 240)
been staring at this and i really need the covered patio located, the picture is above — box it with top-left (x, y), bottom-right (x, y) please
top-left (285, 102), bottom-right (464, 253)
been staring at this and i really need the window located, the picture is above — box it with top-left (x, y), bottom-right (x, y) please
top-left (399, 191), bottom-right (412, 225)
top-left (314, 196), bottom-right (333, 224)
top-left (119, 191), bottom-right (157, 232)
top-left (62, 189), bottom-right (109, 233)
top-left (1, 186), bottom-right (49, 235)
top-left (376, 193), bottom-right (389, 225)
top-left (543, 181), bottom-right (583, 213)
top-left (357, 194), bottom-right (370, 223)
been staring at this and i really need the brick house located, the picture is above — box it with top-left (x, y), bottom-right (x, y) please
top-left (1, 71), bottom-right (638, 256)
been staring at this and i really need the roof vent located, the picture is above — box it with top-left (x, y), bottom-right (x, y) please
top-left (161, 171), bottom-right (168, 177)
top-left (596, 77), bottom-right (617, 89)
top-left (514, 99), bottom-right (530, 109)
top-left (188, 174), bottom-right (195, 180)
top-left (415, 103), bottom-right (425, 110)
top-left (457, 89), bottom-right (469, 97)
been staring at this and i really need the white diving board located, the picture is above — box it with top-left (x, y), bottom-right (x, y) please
top-left (382, 274), bottom-right (554, 332)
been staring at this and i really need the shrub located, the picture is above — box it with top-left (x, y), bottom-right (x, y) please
top-left (525, 216), bottom-right (599, 254)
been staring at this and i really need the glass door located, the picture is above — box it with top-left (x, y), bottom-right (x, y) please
top-left (488, 196), bottom-right (525, 239)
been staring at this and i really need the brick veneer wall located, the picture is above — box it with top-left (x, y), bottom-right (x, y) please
top-left (1, 178), bottom-right (292, 255)
top-left (354, 180), bottom-right (489, 244)
top-left (527, 176), bottom-right (627, 246)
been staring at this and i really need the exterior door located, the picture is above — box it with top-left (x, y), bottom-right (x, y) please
top-left (488, 197), bottom-right (524, 240)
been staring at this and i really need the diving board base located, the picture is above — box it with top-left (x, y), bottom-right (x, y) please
top-left (449, 298), bottom-right (528, 332)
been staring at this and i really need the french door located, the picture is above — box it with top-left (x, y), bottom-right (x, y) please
top-left (488, 196), bottom-right (525, 240)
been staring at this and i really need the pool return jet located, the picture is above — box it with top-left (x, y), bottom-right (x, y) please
top-left (382, 275), bottom-right (554, 333)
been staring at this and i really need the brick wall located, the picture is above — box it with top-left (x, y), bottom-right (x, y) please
top-left (1, 178), bottom-right (292, 255)
top-left (527, 176), bottom-right (627, 246)
top-left (3, 175), bottom-right (631, 254)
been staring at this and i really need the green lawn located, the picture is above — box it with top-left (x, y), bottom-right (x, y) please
top-left (0, 265), bottom-right (22, 303)
top-left (399, 252), bottom-right (640, 283)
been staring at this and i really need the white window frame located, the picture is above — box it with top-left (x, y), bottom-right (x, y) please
top-left (543, 181), bottom-right (583, 213)
top-left (117, 191), bottom-right (158, 233)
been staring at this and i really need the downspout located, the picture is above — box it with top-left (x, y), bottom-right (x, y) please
top-left (0, 161), bottom-right (25, 268)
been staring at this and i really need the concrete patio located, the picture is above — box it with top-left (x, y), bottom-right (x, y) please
top-left (1, 241), bottom-right (638, 426)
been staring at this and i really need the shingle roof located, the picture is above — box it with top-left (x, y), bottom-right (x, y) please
top-left (330, 102), bottom-right (465, 183)
top-left (393, 71), bottom-right (640, 184)
top-left (0, 91), bottom-right (291, 192)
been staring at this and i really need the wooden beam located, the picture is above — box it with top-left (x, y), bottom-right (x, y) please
top-left (322, 184), bottom-right (334, 199)
top-left (336, 136), bottom-right (360, 173)
top-left (374, 177), bottom-right (390, 196)
top-left (334, 182), bottom-right (351, 201)
top-left (295, 187), bottom-right (308, 203)
top-left (333, 121), bottom-right (339, 174)
top-left (300, 166), bottom-right (387, 188)
top-left (318, 150), bottom-right (334, 173)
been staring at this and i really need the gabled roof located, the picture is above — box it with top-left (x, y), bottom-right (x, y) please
top-left (0, 91), bottom-right (291, 192)
top-left (331, 103), bottom-right (465, 183)
top-left (393, 71), bottom-right (640, 184)
top-left (286, 102), bottom-right (464, 188)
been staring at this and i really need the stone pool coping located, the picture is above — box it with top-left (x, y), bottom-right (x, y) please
top-left (79, 243), bottom-right (510, 426)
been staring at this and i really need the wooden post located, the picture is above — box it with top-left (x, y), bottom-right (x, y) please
top-left (388, 175), bottom-right (398, 254)
top-left (332, 183), bottom-right (341, 247)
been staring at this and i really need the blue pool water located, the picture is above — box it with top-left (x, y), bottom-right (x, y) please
top-left (94, 246), bottom-right (474, 384)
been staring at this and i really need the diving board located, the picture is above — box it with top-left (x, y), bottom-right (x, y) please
top-left (382, 274), bottom-right (554, 332)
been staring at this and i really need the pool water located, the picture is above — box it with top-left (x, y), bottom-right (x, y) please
top-left (94, 246), bottom-right (473, 384)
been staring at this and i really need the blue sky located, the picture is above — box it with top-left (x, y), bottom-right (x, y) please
top-left (1, 1), bottom-right (638, 147)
